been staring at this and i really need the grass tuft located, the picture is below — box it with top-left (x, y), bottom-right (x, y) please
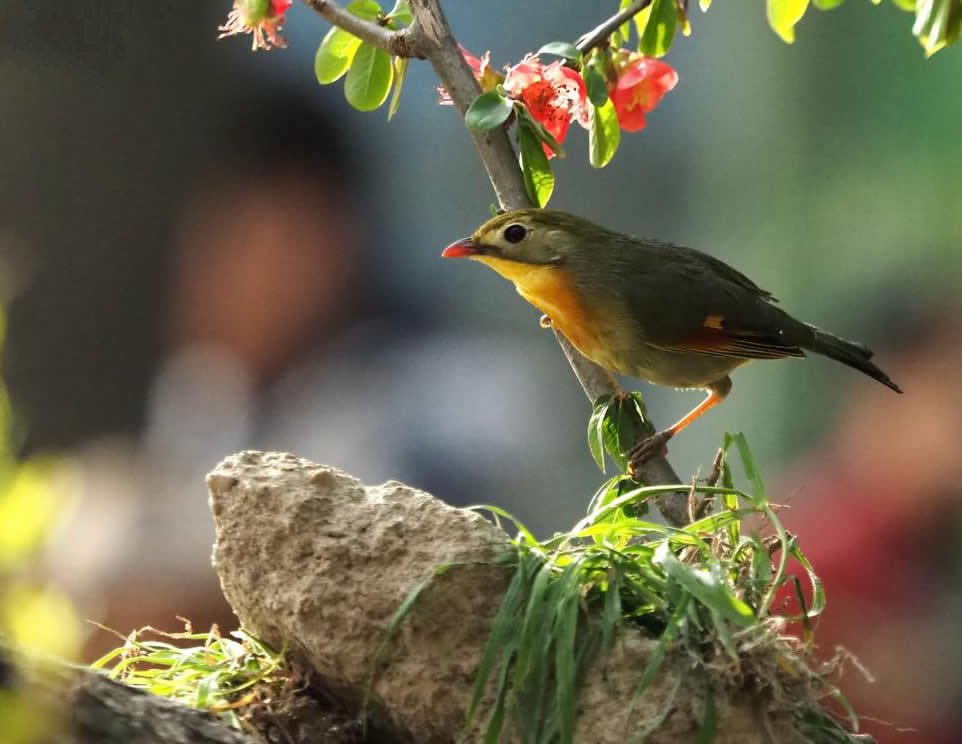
top-left (449, 411), bottom-right (870, 744)
top-left (90, 620), bottom-right (289, 731)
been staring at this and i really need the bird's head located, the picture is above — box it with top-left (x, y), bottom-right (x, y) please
top-left (442, 209), bottom-right (601, 269)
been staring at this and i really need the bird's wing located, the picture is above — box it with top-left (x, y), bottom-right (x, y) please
top-left (617, 241), bottom-right (809, 360)
top-left (662, 315), bottom-right (806, 360)
top-left (683, 248), bottom-right (779, 303)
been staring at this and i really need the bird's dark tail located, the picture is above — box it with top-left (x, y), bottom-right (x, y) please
top-left (803, 326), bottom-right (902, 393)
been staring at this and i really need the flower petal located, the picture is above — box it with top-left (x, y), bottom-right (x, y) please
top-left (504, 59), bottom-right (545, 95)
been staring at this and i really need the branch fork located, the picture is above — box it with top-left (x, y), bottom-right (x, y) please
top-left (303, 0), bottom-right (423, 57)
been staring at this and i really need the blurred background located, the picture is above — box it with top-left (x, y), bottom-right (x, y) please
top-left (0, 1), bottom-right (959, 741)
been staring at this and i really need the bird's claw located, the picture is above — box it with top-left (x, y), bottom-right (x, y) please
top-left (627, 430), bottom-right (673, 476)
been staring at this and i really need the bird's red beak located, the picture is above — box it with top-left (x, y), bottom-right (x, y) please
top-left (442, 237), bottom-right (479, 258)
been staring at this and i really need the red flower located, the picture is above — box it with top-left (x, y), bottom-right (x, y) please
top-left (504, 57), bottom-right (588, 157)
top-left (462, 47), bottom-right (488, 77)
top-left (609, 55), bottom-right (677, 132)
top-left (438, 47), bottom-right (504, 105)
top-left (218, 0), bottom-right (293, 51)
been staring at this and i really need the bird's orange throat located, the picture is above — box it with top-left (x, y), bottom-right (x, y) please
top-left (470, 255), bottom-right (606, 361)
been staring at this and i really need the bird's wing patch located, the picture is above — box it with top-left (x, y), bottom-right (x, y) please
top-left (664, 315), bottom-right (805, 360)
top-left (676, 247), bottom-right (780, 303)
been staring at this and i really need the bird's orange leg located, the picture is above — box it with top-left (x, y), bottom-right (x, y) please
top-left (628, 377), bottom-right (732, 473)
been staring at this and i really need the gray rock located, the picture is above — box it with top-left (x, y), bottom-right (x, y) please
top-left (208, 451), bottom-right (798, 743)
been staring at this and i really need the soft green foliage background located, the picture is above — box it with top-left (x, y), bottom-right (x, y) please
top-left (0, 310), bottom-right (80, 743)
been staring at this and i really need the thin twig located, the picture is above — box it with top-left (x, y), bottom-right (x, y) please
top-left (706, 448), bottom-right (725, 487)
top-left (302, 0), bottom-right (422, 57)
top-left (687, 447), bottom-right (725, 520)
top-left (576, 0), bottom-right (654, 55)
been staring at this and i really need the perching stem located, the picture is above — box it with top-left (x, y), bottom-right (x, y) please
top-left (576, 0), bottom-right (654, 56)
top-left (303, 0), bottom-right (423, 57)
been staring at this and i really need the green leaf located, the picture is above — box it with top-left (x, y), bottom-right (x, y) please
top-left (653, 543), bottom-right (755, 627)
top-left (731, 432), bottom-right (766, 502)
top-left (536, 41), bottom-right (583, 63)
top-left (602, 392), bottom-right (648, 471)
top-left (518, 121), bottom-right (555, 207)
top-left (386, 0), bottom-right (412, 26)
top-left (812, 0), bottom-right (844, 9)
top-left (553, 579), bottom-right (580, 741)
top-left (617, 0), bottom-right (634, 44)
top-left (789, 538), bottom-right (826, 618)
top-left (515, 103), bottom-right (565, 157)
top-left (464, 92), bottom-right (514, 131)
top-left (344, 43), bottom-right (394, 111)
top-left (589, 99), bottom-right (621, 168)
top-left (749, 535), bottom-right (773, 586)
top-left (635, 4), bottom-right (653, 37)
top-left (387, 57), bottom-right (408, 121)
top-left (315, 0), bottom-right (384, 90)
top-left (913, 0), bottom-right (962, 55)
top-left (587, 396), bottom-right (612, 472)
top-left (640, 0), bottom-right (678, 57)
top-left (766, 0), bottom-right (810, 43)
top-left (314, 28), bottom-right (363, 84)
top-left (584, 65), bottom-right (609, 107)
top-left (346, 0), bottom-right (382, 20)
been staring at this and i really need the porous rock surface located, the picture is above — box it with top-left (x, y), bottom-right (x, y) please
top-left (208, 451), bottom-right (794, 743)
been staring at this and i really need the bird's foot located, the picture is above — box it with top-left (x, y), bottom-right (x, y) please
top-left (627, 430), bottom-right (673, 476)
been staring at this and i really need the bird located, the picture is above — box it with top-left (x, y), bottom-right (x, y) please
top-left (442, 208), bottom-right (902, 466)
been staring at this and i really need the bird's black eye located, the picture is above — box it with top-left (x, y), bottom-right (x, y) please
top-left (504, 224), bottom-right (528, 244)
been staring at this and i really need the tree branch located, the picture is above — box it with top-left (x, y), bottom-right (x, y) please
top-left (407, 0), bottom-right (529, 208)
top-left (576, 0), bottom-right (654, 55)
top-left (302, 0), bottom-right (422, 57)
top-left (305, 0), bottom-right (690, 525)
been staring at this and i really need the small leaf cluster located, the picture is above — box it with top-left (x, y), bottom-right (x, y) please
top-left (770, 0), bottom-right (961, 55)
top-left (465, 85), bottom-right (561, 210)
top-left (586, 391), bottom-right (650, 473)
top-left (314, 0), bottom-right (411, 117)
top-left (621, 0), bottom-right (691, 56)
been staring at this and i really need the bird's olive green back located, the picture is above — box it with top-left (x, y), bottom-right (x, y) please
top-left (472, 209), bottom-right (808, 348)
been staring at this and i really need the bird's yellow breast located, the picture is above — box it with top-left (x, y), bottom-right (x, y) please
top-left (471, 255), bottom-right (609, 363)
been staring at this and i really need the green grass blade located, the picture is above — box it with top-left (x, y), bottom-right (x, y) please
top-left (697, 676), bottom-right (717, 744)
top-left (654, 543), bottom-right (755, 627)
top-left (731, 432), bottom-right (766, 504)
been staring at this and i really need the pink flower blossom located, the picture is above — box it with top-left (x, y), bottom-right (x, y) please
top-left (609, 54), bottom-right (677, 132)
top-left (438, 47), bottom-right (503, 105)
top-left (503, 57), bottom-right (588, 157)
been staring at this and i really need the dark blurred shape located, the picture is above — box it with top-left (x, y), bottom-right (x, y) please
top-left (780, 295), bottom-right (962, 744)
top-left (168, 92), bottom-right (368, 386)
top-left (0, 4), bottom-right (226, 452)
top-left (12, 81), bottom-right (388, 655)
